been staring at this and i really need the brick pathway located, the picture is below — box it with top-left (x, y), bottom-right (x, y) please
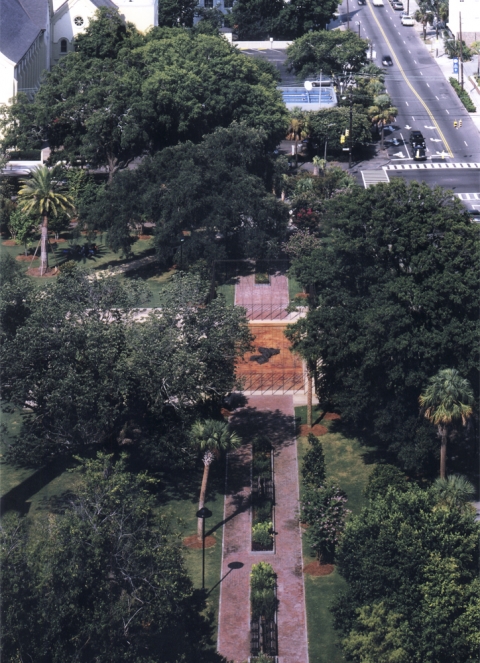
top-left (234, 273), bottom-right (305, 321)
top-left (217, 395), bottom-right (309, 663)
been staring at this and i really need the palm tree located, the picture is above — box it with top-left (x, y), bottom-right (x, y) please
top-left (433, 474), bottom-right (475, 510)
top-left (368, 94), bottom-right (398, 149)
top-left (414, 7), bottom-right (434, 40)
top-left (312, 155), bottom-right (324, 175)
top-left (191, 419), bottom-right (241, 538)
top-left (18, 165), bottom-right (75, 275)
top-left (419, 369), bottom-right (474, 479)
top-left (287, 109), bottom-right (308, 168)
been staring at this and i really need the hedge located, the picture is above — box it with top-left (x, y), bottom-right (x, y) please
top-left (449, 77), bottom-right (476, 112)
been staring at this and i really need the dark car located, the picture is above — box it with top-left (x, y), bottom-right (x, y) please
top-left (413, 146), bottom-right (427, 160)
top-left (382, 55), bottom-right (393, 66)
top-left (410, 130), bottom-right (426, 148)
top-left (358, 0), bottom-right (366, 4)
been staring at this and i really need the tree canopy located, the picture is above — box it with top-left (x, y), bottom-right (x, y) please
top-left (333, 484), bottom-right (480, 663)
top-left (286, 180), bottom-right (479, 472)
top-left (0, 12), bottom-right (287, 181)
top-left (0, 454), bottom-right (225, 663)
top-left (286, 30), bottom-right (370, 80)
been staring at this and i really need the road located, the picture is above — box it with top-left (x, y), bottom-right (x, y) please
top-left (350, 0), bottom-right (480, 161)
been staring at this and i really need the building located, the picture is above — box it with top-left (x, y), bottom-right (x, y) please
top-left (0, 0), bottom-right (158, 106)
top-left (448, 0), bottom-right (480, 45)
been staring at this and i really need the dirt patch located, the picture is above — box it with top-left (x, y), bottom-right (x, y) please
top-left (26, 267), bottom-right (58, 278)
top-left (323, 412), bottom-right (341, 421)
top-left (2, 240), bottom-right (17, 246)
top-left (303, 561), bottom-right (334, 576)
top-left (52, 238), bottom-right (67, 243)
top-left (16, 255), bottom-right (37, 262)
top-left (137, 235), bottom-right (153, 240)
top-left (183, 534), bottom-right (216, 549)
top-left (300, 424), bottom-right (328, 437)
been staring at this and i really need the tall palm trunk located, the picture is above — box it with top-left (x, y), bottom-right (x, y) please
top-left (197, 451), bottom-right (214, 538)
top-left (40, 213), bottom-right (48, 275)
top-left (439, 424), bottom-right (448, 478)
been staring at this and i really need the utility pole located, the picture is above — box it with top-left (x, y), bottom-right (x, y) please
top-left (347, 0), bottom-right (350, 31)
top-left (459, 12), bottom-right (464, 90)
top-left (348, 92), bottom-right (353, 168)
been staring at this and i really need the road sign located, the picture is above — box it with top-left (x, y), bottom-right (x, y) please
top-left (453, 58), bottom-right (459, 74)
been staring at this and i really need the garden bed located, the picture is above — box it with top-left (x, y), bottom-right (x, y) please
top-left (251, 436), bottom-right (275, 552)
top-left (250, 562), bottom-right (278, 659)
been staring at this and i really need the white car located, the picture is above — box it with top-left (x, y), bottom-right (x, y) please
top-left (401, 15), bottom-right (415, 25)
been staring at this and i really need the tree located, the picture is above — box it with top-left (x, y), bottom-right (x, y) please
top-left (7, 208), bottom-right (37, 255)
top-left (226, 0), bottom-right (285, 40)
top-left (88, 125), bottom-right (288, 262)
top-left (301, 483), bottom-right (349, 563)
top-left (419, 368), bottom-right (474, 478)
top-left (432, 474), bottom-right (475, 509)
top-left (191, 419), bottom-right (241, 537)
top-left (2, 16), bottom-right (287, 181)
top-left (286, 30), bottom-right (369, 81)
top-left (1, 266), bottom-right (149, 465)
top-left (443, 36), bottom-right (473, 60)
top-left (17, 166), bottom-right (74, 274)
top-left (367, 94), bottom-right (398, 149)
top-left (276, 0), bottom-right (342, 39)
top-left (414, 6), bottom-right (434, 40)
top-left (364, 464), bottom-right (409, 501)
top-left (286, 180), bottom-right (479, 473)
top-left (0, 454), bottom-right (225, 662)
top-left (307, 107), bottom-right (372, 154)
top-left (333, 485), bottom-right (480, 663)
top-left (302, 433), bottom-right (326, 487)
top-left (287, 109), bottom-right (309, 167)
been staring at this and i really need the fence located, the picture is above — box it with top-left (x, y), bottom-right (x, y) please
top-left (239, 371), bottom-right (305, 394)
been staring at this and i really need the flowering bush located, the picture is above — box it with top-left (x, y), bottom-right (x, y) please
top-left (301, 483), bottom-right (349, 563)
top-left (252, 521), bottom-right (274, 549)
top-left (302, 433), bottom-right (326, 487)
top-left (251, 562), bottom-right (276, 620)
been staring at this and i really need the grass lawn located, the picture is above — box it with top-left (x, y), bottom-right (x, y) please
top-left (288, 273), bottom-right (304, 301)
top-left (295, 406), bottom-right (377, 663)
top-left (216, 283), bottom-right (235, 307)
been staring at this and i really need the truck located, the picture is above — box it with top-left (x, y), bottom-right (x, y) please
top-left (372, 0), bottom-right (385, 6)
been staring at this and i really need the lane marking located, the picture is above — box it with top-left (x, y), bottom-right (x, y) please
top-left (420, 72), bottom-right (423, 75)
top-left (414, 59), bottom-right (417, 63)
top-left (405, 101), bottom-right (409, 105)
top-left (412, 116), bottom-right (415, 120)
top-left (408, 49), bottom-right (411, 53)
top-left (464, 141), bottom-right (468, 146)
top-left (435, 95), bottom-right (439, 99)
top-left (446, 109), bottom-right (450, 114)
top-left (366, 0), bottom-right (453, 157)
top-left (426, 83), bottom-right (430, 87)
top-left (400, 132), bottom-right (411, 158)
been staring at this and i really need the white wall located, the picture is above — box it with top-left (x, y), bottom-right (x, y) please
top-left (0, 53), bottom-right (16, 106)
top-left (52, 0), bottom-right (99, 42)
top-left (112, 0), bottom-right (158, 32)
top-left (448, 0), bottom-right (480, 37)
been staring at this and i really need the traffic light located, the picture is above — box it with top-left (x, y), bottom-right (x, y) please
top-left (459, 119), bottom-right (463, 128)
top-left (345, 129), bottom-right (350, 137)
top-left (340, 135), bottom-right (346, 144)
top-left (454, 120), bottom-right (458, 128)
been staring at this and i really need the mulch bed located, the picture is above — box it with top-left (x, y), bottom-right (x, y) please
top-left (26, 267), bottom-right (58, 278)
top-left (303, 561), bottom-right (335, 576)
top-left (2, 240), bottom-right (17, 246)
top-left (16, 255), bottom-right (37, 262)
top-left (323, 412), bottom-right (341, 421)
top-left (137, 235), bottom-right (152, 240)
top-left (183, 534), bottom-right (216, 549)
top-left (52, 238), bottom-right (67, 243)
top-left (300, 424), bottom-right (328, 437)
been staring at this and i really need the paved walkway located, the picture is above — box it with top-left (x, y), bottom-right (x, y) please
top-left (234, 273), bottom-right (305, 322)
top-left (217, 395), bottom-right (309, 663)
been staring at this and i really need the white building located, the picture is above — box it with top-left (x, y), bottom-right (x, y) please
top-left (448, 0), bottom-right (480, 44)
top-left (0, 0), bottom-right (158, 107)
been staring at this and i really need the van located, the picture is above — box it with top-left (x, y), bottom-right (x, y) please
top-left (372, 0), bottom-right (384, 6)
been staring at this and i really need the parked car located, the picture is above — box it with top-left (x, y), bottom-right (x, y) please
top-left (410, 130), bottom-right (426, 148)
top-left (401, 15), bottom-right (415, 25)
top-left (358, 0), bottom-right (366, 5)
top-left (382, 55), bottom-right (393, 66)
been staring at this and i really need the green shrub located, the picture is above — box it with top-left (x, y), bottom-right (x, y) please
top-left (302, 433), bottom-right (326, 487)
top-left (251, 562), bottom-right (277, 620)
top-left (252, 521), bottom-right (273, 549)
top-left (252, 435), bottom-right (272, 454)
top-left (364, 464), bottom-right (409, 500)
top-left (254, 499), bottom-right (273, 524)
top-left (252, 454), bottom-right (271, 478)
top-left (255, 272), bottom-right (270, 284)
top-left (449, 77), bottom-right (476, 112)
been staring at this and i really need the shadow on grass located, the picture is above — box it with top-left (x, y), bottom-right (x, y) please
top-left (0, 459), bottom-right (70, 517)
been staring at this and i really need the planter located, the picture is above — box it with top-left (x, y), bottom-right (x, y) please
top-left (250, 563), bottom-right (278, 659)
top-left (251, 436), bottom-right (274, 552)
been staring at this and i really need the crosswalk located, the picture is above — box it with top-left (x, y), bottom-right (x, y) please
top-left (384, 163), bottom-right (480, 170)
top-left (361, 170), bottom-right (390, 187)
top-left (455, 193), bottom-right (480, 201)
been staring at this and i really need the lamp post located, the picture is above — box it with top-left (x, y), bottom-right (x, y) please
top-left (196, 507), bottom-right (212, 590)
top-left (180, 237), bottom-right (184, 270)
top-left (356, 20), bottom-right (361, 37)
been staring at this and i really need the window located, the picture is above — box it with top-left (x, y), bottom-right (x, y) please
top-left (224, 0), bottom-right (233, 6)
top-left (60, 39), bottom-right (68, 53)
top-left (204, 0), bottom-right (213, 7)
top-left (74, 16), bottom-right (84, 26)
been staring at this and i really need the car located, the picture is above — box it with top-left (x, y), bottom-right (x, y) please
top-left (392, 1), bottom-right (404, 8)
top-left (401, 15), bottom-right (415, 25)
top-left (410, 130), bottom-right (426, 148)
top-left (413, 146), bottom-right (427, 160)
top-left (358, 0), bottom-right (366, 5)
top-left (382, 55), bottom-right (393, 66)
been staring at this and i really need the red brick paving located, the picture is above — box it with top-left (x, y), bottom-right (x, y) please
top-left (217, 395), bottom-right (309, 663)
top-left (234, 273), bottom-right (303, 321)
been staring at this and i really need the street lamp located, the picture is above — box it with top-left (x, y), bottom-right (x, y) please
top-left (355, 20), bottom-right (361, 37)
top-left (196, 507), bottom-right (212, 590)
top-left (180, 237), bottom-right (185, 270)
